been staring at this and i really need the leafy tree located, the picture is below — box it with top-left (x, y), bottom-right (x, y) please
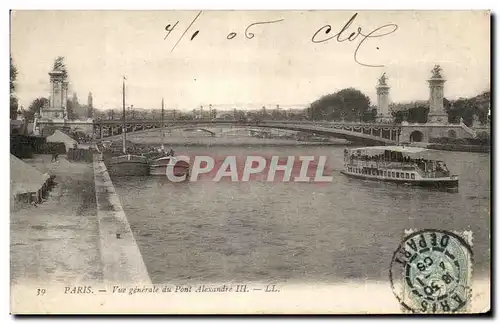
top-left (444, 91), bottom-right (490, 126)
top-left (391, 110), bottom-right (405, 124)
top-left (445, 98), bottom-right (475, 126)
top-left (10, 56), bottom-right (18, 119)
top-left (310, 88), bottom-right (371, 122)
top-left (362, 108), bottom-right (377, 123)
top-left (66, 99), bottom-right (77, 120)
top-left (474, 90), bottom-right (491, 124)
top-left (390, 101), bottom-right (429, 124)
top-left (10, 56), bottom-right (17, 95)
top-left (407, 104), bottom-right (429, 123)
top-left (25, 97), bottom-right (49, 122)
top-left (10, 97), bottom-right (19, 120)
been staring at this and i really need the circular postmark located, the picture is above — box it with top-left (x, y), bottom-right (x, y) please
top-left (389, 229), bottom-right (473, 313)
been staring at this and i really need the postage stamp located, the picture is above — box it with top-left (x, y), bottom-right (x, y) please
top-left (389, 229), bottom-right (474, 313)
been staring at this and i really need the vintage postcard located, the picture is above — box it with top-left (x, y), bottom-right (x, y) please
top-left (9, 10), bottom-right (490, 314)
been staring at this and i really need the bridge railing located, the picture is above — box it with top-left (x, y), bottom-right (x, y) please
top-left (93, 119), bottom-right (402, 127)
top-left (459, 120), bottom-right (477, 138)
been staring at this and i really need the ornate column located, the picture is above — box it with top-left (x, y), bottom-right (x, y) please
top-left (376, 73), bottom-right (392, 123)
top-left (45, 69), bottom-right (67, 122)
top-left (427, 65), bottom-right (448, 124)
top-left (62, 81), bottom-right (69, 120)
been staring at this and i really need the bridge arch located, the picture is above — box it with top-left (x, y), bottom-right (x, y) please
top-left (181, 128), bottom-right (216, 136)
top-left (96, 121), bottom-right (398, 145)
top-left (71, 127), bottom-right (88, 135)
top-left (220, 128), bottom-right (272, 136)
top-left (409, 130), bottom-right (424, 142)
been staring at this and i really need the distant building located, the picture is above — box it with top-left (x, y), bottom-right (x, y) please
top-left (88, 92), bottom-right (93, 107)
top-left (72, 92), bottom-right (79, 107)
top-left (87, 92), bottom-right (93, 118)
top-left (69, 91), bottom-right (94, 119)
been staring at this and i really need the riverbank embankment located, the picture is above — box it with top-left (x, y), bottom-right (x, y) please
top-left (93, 154), bottom-right (151, 285)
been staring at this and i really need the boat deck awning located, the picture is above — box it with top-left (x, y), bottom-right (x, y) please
top-left (346, 146), bottom-right (436, 157)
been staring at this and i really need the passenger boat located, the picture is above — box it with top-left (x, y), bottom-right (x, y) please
top-left (341, 146), bottom-right (459, 189)
top-left (149, 156), bottom-right (190, 177)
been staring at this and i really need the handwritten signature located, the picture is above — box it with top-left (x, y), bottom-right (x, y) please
top-left (312, 13), bottom-right (398, 67)
top-left (164, 12), bottom-right (398, 68)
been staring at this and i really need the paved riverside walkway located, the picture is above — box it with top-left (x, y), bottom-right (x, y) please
top-left (10, 155), bottom-right (102, 285)
top-left (93, 154), bottom-right (152, 284)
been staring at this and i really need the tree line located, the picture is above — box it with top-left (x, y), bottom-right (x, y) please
top-left (389, 92), bottom-right (490, 126)
top-left (307, 88), bottom-right (376, 122)
top-left (307, 87), bottom-right (490, 126)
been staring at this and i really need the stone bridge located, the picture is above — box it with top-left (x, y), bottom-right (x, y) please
top-left (95, 120), bottom-right (401, 145)
top-left (92, 119), bottom-right (479, 145)
top-left (37, 118), bottom-right (483, 145)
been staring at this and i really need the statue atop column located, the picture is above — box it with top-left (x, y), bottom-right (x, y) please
top-left (378, 72), bottom-right (388, 86)
top-left (431, 64), bottom-right (443, 79)
top-left (43, 57), bottom-right (68, 122)
top-left (53, 56), bottom-right (68, 80)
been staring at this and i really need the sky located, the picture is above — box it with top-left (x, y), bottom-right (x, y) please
top-left (10, 10), bottom-right (490, 112)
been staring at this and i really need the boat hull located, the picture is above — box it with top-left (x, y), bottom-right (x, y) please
top-left (341, 171), bottom-right (459, 189)
top-left (149, 158), bottom-right (190, 177)
top-left (149, 165), bottom-right (190, 177)
top-left (106, 155), bottom-right (149, 176)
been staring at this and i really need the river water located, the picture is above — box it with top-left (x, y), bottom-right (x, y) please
top-left (112, 146), bottom-right (490, 284)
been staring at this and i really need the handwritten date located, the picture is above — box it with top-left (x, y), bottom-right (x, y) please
top-left (164, 12), bottom-right (284, 52)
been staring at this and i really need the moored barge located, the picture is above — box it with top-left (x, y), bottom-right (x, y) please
top-left (149, 156), bottom-right (190, 177)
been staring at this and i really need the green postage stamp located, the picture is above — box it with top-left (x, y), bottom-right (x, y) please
top-left (390, 229), bottom-right (473, 313)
